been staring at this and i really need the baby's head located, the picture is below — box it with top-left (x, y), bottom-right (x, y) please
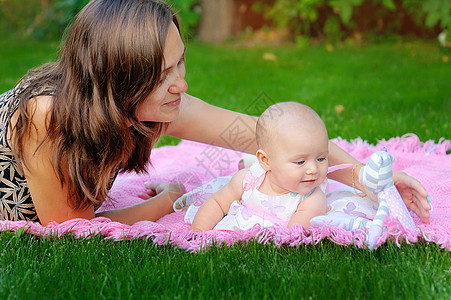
top-left (256, 102), bottom-right (328, 151)
top-left (255, 102), bottom-right (329, 194)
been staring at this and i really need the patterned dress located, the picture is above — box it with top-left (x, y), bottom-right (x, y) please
top-left (0, 83), bottom-right (56, 222)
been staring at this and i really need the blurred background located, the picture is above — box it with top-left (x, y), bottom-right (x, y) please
top-left (0, 0), bottom-right (449, 45)
top-left (0, 0), bottom-right (449, 143)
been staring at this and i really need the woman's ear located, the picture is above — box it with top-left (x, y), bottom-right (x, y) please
top-left (256, 149), bottom-right (271, 171)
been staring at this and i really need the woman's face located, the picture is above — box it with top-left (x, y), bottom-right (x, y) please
top-left (135, 22), bottom-right (188, 123)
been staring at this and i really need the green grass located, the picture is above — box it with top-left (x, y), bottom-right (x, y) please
top-left (0, 37), bottom-right (450, 299)
top-left (1, 232), bottom-right (449, 299)
top-left (183, 41), bottom-right (450, 144)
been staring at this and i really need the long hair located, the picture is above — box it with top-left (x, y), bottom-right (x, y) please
top-left (12, 0), bottom-right (180, 209)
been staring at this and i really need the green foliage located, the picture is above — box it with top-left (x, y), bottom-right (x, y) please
top-left (257, 0), bottom-right (451, 40)
top-left (404, 0), bottom-right (451, 30)
top-left (0, 0), bottom-right (45, 36)
top-left (167, 0), bottom-right (201, 39)
top-left (0, 0), bottom-right (201, 40)
top-left (34, 0), bottom-right (201, 40)
top-left (330, 0), bottom-right (363, 25)
top-left (32, 0), bottom-right (89, 39)
top-left (256, 0), bottom-right (324, 35)
top-left (323, 15), bottom-right (344, 42)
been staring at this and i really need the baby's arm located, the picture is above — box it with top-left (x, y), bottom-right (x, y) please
top-left (190, 169), bottom-right (246, 232)
top-left (287, 188), bottom-right (327, 230)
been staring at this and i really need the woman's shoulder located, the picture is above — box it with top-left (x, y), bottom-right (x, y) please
top-left (29, 95), bottom-right (53, 116)
top-left (28, 95), bottom-right (54, 136)
top-left (9, 95), bottom-right (53, 142)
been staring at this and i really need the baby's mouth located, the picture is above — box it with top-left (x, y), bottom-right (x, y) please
top-left (302, 179), bottom-right (317, 184)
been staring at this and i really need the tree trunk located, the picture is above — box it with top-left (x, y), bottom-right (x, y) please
top-left (198, 0), bottom-right (235, 43)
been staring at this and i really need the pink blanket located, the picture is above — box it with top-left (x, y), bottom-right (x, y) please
top-left (1, 134), bottom-right (450, 252)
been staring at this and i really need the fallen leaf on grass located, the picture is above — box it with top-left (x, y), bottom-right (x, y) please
top-left (334, 105), bottom-right (345, 114)
top-left (263, 52), bottom-right (277, 61)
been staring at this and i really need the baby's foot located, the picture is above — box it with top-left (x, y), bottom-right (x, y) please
top-left (359, 151), bottom-right (394, 194)
top-left (173, 195), bottom-right (189, 211)
top-left (311, 212), bottom-right (370, 230)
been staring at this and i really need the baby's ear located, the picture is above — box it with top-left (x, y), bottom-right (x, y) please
top-left (256, 149), bottom-right (271, 171)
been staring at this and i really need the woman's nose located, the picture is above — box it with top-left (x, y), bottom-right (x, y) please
top-left (169, 77), bottom-right (188, 94)
top-left (169, 65), bottom-right (188, 94)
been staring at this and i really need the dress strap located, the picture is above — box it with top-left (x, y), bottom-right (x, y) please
top-left (242, 204), bottom-right (289, 228)
top-left (302, 187), bottom-right (316, 200)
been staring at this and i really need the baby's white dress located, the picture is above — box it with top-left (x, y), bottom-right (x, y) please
top-left (213, 161), bottom-right (326, 230)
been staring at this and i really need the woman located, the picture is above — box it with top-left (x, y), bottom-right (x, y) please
top-left (0, 0), bottom-right (430, 226)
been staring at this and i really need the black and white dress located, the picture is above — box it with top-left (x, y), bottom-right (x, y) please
top-left (0, 85), bottom-right (53, 222)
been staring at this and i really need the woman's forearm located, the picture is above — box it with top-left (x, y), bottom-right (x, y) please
top-left (96, 190), bottom-right (178, 224)
top-left (166, 94), bottom-right (259, 153)
top-left (327, 141), bottom-right (374, 198)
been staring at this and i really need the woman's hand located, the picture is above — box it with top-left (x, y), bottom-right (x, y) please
top-left (138, 182), bottom-right (185, 202)
top-left (98, 182), bottom-right (186, 224)
top-left (393, 172), bottom-right (430, 223)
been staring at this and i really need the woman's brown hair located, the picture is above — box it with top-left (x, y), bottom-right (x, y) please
top-left (12, 0), bottom-right (180, 209)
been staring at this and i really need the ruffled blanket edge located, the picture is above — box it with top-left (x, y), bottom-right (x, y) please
top-left (1, 134), bottom-right (450, 252)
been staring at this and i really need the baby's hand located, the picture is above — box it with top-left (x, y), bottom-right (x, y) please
top-left (190, 226), bottom-right (204, 232)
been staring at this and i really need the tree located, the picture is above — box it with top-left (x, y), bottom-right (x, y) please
top-left (198, 0), bottom-right (235, 43)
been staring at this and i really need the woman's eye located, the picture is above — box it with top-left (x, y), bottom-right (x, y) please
top-left (159, 74), bottom-right (169, 84)
top-left (178, 56), bottom-right (185, 66)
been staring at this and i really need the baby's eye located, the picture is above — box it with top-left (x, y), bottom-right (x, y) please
top-left (317, 157), bottom-right (327, 162)
top-left (295, 161), bottom-right (305, 165)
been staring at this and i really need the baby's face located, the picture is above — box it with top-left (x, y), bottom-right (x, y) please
top-left (266, 126), bottom-right (329, 195)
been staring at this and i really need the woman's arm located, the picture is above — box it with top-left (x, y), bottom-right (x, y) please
top-left (326, 142), bottom-right (371, 196)
top-left (97, 182), bottom-right (185, 224)
top-left (166, 93), bottom-right (258, 153)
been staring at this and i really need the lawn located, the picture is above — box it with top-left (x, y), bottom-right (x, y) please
top-left (0, 36), bottom-right (450, 299)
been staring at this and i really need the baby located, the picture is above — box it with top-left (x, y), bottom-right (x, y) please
top-left (190, 102), bottom-right (329, 231)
